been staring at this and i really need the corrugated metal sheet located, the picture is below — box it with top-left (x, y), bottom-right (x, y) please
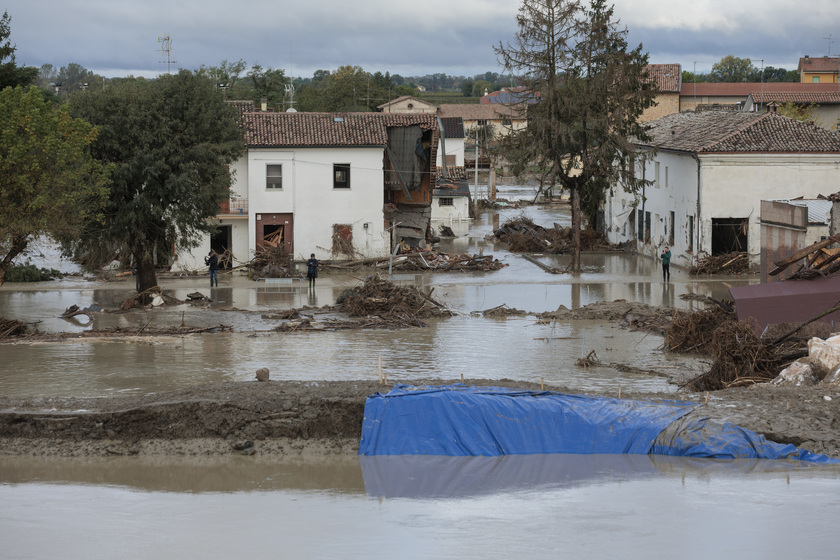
top-left (773, 199), bottom-right (831, 225)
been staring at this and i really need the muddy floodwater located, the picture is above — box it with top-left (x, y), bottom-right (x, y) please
top-left (2, 188), bottom-right (839, 558)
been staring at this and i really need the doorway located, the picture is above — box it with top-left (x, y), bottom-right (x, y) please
top-left (711, 218), bottom-right (748, 255)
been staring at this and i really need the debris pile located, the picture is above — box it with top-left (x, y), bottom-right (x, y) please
top-left (0, 317), bottom-right (33, 340)
top-left (337, 276), bottom-right (449, 319)
top-left (774, 335), bottom-right (840, 388)
top-left (247, 245), bottom-right (292, 279)
top-left (323, 250), bottom-right (506, 272)
top-left (120, 287), bottom-right (183, 310)
top-left (493, 218), bottom-right (610, 253)
top-left (666, 306), bottom-right (809, 391)
top-left (689, 252), bottom-right (749, 275)
top-left (769, 234), bottom-right (840, 280)
top-left (480, 304), bottom-right (528, 317)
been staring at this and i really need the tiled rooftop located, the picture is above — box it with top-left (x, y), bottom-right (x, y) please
top-left (798, 56), bottom-right (840, 73)
top-left (242, 112), bottom-right (437, 147)
top-left (749, 91), bottom-right (840, 104)
top-left (680, 82), bottom-right (840, 97)
top-left (438, 103), bottom-right (526, 121)
top-left (645, 64), bottom-right (681, 93)
top-left (638, 111), bottom-right (840, 153)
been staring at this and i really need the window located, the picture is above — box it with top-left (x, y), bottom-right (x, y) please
top-left (266, 164), bottom-right (282, 189)
top-left (333, 164), bottom-right (350, 189)
top-left (655, 162), bottom-right (660, 188)
top-left (813, 76), bottom-right (821, 83)
top-left (439, 197), bottom-right (454, 206)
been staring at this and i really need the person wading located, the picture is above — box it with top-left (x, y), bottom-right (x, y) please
top-left (205, 250), bottom-right (219, 287)
top-left (660, 247), bottom-right (671, 282)
top-left (306, 253), bottom-right (319, 289)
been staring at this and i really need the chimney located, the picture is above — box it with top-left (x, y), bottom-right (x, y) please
top-left (261, 97), bottom-right (268, 112)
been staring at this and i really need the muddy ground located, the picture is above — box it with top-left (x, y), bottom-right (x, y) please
top-left (1, 299), bottom-right (838, 459)
top-left (1, 376), bottom-right (838, 460)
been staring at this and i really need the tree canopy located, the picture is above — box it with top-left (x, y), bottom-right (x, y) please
top-left (709, 55), bottom-right (757, 82)
top-left (496, 0), bottom-right (654, 270)
top-left (0, 86), bottom-right (109, 285)
top-left (0, 11), bottom-right (36, 89)
top-left (68, 71), bottom-right (245, 292)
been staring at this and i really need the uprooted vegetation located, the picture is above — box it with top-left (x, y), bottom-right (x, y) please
top-left (493, 217), bottom-right (611, 253)
top-left (337, 276), bottom-right (450, 320)
top-left (665, 305), bottom-right (813, 391)
top-left (689, 252), bottom-right (750, 275)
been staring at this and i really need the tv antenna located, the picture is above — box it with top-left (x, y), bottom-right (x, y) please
top-left (158, 33), bottom-right (176, 74)
top-left (826, 34), bottom-right (835, 57)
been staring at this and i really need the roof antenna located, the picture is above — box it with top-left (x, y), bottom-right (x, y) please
top-left (826, 34), bottom-right (834, 57)
top-left (157, 33), bottom-right (176, 74)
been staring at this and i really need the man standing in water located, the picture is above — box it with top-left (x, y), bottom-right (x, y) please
top-left (205, 250), bottom-right (219, 287)
top-left (306, 253), bottom-right (319, 289)
top-left (660, 247), bottom-right (671, 282)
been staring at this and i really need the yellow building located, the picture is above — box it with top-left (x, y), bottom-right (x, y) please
top-left (798, 56), bottom-right (839, 83)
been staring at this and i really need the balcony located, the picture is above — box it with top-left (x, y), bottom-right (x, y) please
top-left (218, 198), bottom-right (248, 216)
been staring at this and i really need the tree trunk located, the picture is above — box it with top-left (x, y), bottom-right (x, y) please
top-left (0, 235), bottom-right (29, 287)
top-left (570, 187), bottom-right (582, 272)
top-left (135, 258), bottom-right (158, 293)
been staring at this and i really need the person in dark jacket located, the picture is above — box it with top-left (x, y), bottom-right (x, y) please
top-left (306, 253), bottom-right (319, 289)
top-left (205, 250), bottom-right (219, 287)
top-left (660, 247), bottom-right (671, 282)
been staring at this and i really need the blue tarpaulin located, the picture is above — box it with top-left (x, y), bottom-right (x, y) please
top-left (358, 384), bottom-right (838, 464)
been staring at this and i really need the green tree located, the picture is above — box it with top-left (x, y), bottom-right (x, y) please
top-left (461, 78), bottom-right (475, 96)
top-left (496, 0), bottom-right (654, 271)
top-left (0, 12), bottom-right (36, 89)
top-left (68, 71), bottom-right (244, 292)
top-left (777, 102), bottom-right (818, 123)
top-left (0, 86), bottom-right (109, 285)
top-left (248, 64), bottom-right (288, 109)
top-left (709, 55), bottom-right (757, 82)
top-left (681, 69), bottom-right (706, 84)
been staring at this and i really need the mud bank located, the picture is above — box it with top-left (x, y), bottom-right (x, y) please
top-left (0, 380), bottom-right (837, 459)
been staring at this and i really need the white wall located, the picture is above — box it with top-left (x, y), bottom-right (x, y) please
top-left (436, 138), bottom-right (465, 167)
top-left (607, 151), bottom-right (840, 267)
top-left (606, 150), bottom-right (698, 266)
top-left (431, 195), bottom-right (471, 223)
top-left (248, 147), bottom-right (390, 261)
top-left (698, 154), bottom-right (840, 257)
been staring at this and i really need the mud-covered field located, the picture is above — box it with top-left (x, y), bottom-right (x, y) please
top-left (1, 377), bottom-right (837, 459)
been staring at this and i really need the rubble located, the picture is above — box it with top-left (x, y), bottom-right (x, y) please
top-left (688, 252), bottom-right (750, 275)
top-left (492, 217), bottom-right (611, 254)
top-left (323, 250), bottom-right (506, 272)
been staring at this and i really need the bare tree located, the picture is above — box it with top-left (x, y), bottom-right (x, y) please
top-left (496, 0), bottom-right (654, 270)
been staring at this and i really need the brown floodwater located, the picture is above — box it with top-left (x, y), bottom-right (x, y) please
top-left (5, 197), bottom-right (838, 559)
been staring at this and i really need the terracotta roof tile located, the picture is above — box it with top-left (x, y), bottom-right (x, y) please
top-left (242, 112), bottom-right (436, 147)
top-left (438, 103), bottom-right (526, 120)
top-left (638, 111), bottom-right (840, 153)
top-left (680, 82), bottom-right (840, 97)
top-left (798, 56), bottom-right (840, 73)
top-left (749, 91), bottom-right (840, 104)
top-left (439, 117), bottom-right (465, 138)
top-left (645, 64), bottom-right (681, 93)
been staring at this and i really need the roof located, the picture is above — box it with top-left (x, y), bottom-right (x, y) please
top-left (637, 111), bottom-right (840, 153)
top-left (376, 95), bottom-right (437, 111)
top-left (434, 174), bottom-right (471, 197)
top-left (798, 56), bottom-right (840, 73)
top-left (680, 82), bottom-right (840, 97)
top-left (748, 91), bottom-right (840, 105)
top-left (439, 117), bottom-right (465, 139)
top-left (645, 64), bottom-right (681, 93)
top-left (480, 87), bottom-right (540, 105)
top-left (226, 100), bottom-right (257, 118)
top-left (438, 103), bottom-right (527, 121)
top-left (771, 198), bottom-right (832, 224)
top-left (242, 112), bottom-right (437, 148)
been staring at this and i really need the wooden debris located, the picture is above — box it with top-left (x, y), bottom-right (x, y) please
top-left (575, 350), bottom-right (599, 367)
top-left (689, 252), bottom-right (749, 275)
top-left (321, 250), bottom-right (506, 272)
top-left (337, 276), bottom-right (450, 320)
top-left (0, 317), bottom-right (35, 340)
top-left (493, 217), bottom-right (612, 254)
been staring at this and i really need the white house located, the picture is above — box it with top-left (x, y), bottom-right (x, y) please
top-left (436, 116), bottom-right (466, 169)
top-left (605, 111), bottom-right (840, 268)
top-left (175, 111), bottom-right (439, 271)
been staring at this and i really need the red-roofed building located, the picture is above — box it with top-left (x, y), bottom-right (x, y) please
top-left (798, 56), bottom-right (840, 84)
top-left (640, 64), bottom-right (682, 122)
top-left (175, 110), bottom-right (440, 270)
top-left (743, 91), bottom-right (840, 130)
top-left (680, 82), bottom-right (840, 111)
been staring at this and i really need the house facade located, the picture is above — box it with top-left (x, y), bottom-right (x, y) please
top-left (798, 56), bottom-right (840, 83)
top-left (679, 82), bottom-right (840, 112)
top-left (743, 91), bottom-right (840, 130)
top-left (604, 111), bottom-right (840, 268)
top-left (175, 111), bottom-right (438, 271)
top-left (640, 63), bottom-right (681, 122)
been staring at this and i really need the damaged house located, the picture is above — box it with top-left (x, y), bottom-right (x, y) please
top-left (604, 111), bottom-right (840, 267)
top-left (176, 111), bottom-right (438, 269)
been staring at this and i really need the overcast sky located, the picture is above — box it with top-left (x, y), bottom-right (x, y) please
top-left (8, 0), bottom-right (840, 80)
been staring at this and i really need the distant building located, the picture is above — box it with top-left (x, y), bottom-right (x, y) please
top-left (376, 95), bottom-right (437, 114)
top-left (680, 82), bottom-right (840, 112)
top-left (743, 91), bottom-right (840, 130)
top-left (640, 63), bottom-right (681, 122)
top-left (798, 55), bottom-right (840, 84)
